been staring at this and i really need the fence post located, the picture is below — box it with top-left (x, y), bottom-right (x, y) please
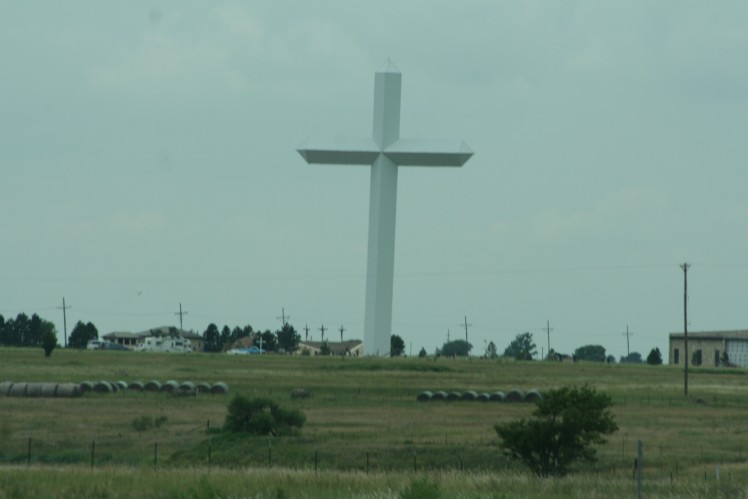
top-left (91, 440), bottom-right (95, 468)
top-left (154, 441), bottom-right (158, 467)
top-left (268, 440), bottom-right (272, 467)
top-left (366, 451), bottom-right (369, 473)
top-left (412, 447), bottom-right (417, 472)
top-left (208, 438), bottom-right (212, 472)
top-left (637, 440), bottom-right (643, 499)
top-left (27, 437), bottom-right (31, 467)
top-left (314, 450), bottom-right (318, 473)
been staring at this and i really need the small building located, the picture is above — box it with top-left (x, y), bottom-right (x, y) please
top-left (669, 330), bottom-right (748, 368)
top-left (296, 340), bottom-right (363, 356)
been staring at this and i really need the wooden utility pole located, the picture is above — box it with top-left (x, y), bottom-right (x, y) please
top-left (462, 316), bottom-right (472, 343)
top-left (339, 325), bottom-right (345, 342)
top-left (174, 303), bottom-right (188, 330)
top-left (319, 324), bottom-right (327, 342)
top-left (57, 297), bottom-right (71, 348)
top-left (277, 308), bottom-right (290, 327)
top-left (681, 263), bottom-right (691, 397)
top-left (622, 326), bottom-right (634, 356)
top-left (304, 324), bottom-right (310, 342)
top-left (545, 320), bottom-right (553, 357)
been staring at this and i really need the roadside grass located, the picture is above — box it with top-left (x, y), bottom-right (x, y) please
top-left (2, 347), bottom-right (748, 496)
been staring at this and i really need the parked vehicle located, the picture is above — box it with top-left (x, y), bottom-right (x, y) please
top-left (137, 336), bottom-right (192, 353)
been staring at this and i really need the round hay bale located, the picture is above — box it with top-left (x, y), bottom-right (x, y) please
top-left (525, 389), bottom-right (543, 402)
top-left (93, 381), bottom-right (113, 393)
top-left (144, 380), bottom-right (161, 392)
top-left (195, 382), bottom-right (211, 395)
top-left (446, 391), bottom-right (462, 401)
top-left (161, 380), bottom-right (179, 392)
top-left (79, 381), bottom-right (95, 393)
top-left (179, 381), bottom-right (195, 392)
top-left (489, 391), bottom-right (506, 402)
top-left (0, 381), bottom-right (13, 396)
top-left (431, 390), bottom-right (447, 401)
top-left (9, 383), bottom-right (28, 397)
top-left (461, 390), bottom-right (478, 401)
top-left (26, 383), bottom-right (44, 397)
top-left (210, 382), bottom-right (229, 395)
top-left (506, 389), bottom-right (526, 402)
top-left (477, 392), bottom-right (490, 402)
top-left (55, 383), bottom-right (81, 397)
top-left (115, 381), bottom-right (128, 391)
top-left (416, 391), bottom-right (433, 402)
top-left (127, 381), bottom-right (144, 392)
top-left (40, 383), bottom-right (58, 397)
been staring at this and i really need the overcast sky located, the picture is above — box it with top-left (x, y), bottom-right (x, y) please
top-left (2, 1), bottom-right (748, 359)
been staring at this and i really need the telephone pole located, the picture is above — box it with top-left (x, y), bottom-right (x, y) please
top-left (174, 303), bottom-right (188, 330)
top-left (461, 316), bottom-right (472, 343)
top-left (57, 297), bottom-right (71, 348)
top-left (545, 320), bottom-right (554, 357)
top-left (319, 324), bottom-right (327, 342)
top-left (681, 263), bottom-right (691, 397)
top-left (277, 308), bottom-right (290, 327)
top-left (304, 324), bottom-right (310, 342)
top-left (339, 325), bottom-right (345, 342)
top-left (622, 326), bottom-right (633, 357)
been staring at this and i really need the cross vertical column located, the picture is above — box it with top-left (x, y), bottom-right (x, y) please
top-left (364, 62), bottom-right (401, 356)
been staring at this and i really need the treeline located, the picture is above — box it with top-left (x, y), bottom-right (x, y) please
top-left (201, 323), bottom-right (301, 353)
top-left (0, 313), bottom-right (56, 347)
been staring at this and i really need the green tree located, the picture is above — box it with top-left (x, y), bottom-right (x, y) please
top-left (485, 341), bottom-right (498, 359)
top-left (494, 384), bottom-right (618, 476)
top-left (390, 334), bottom-right (405, 357)
top-left (68, 321), bottom-right (98, 349)
top-left (203, 323), bottom-right (222, 353)
top-left (646, 347), bottom-right (663, 365)
top-left (574, 344), bottom-right (606, 362)
top-left (319, 341), bottom-right (331, 356)
top-left (503, 332), bottom-right (536, 360)
top-left (220, 325), bottom-right (232, 348)
top-left (258, 330), bottom-right (277, 352)
top-left (224, 395), bottom-right (305, 436)
top-left (620, 352), bottom-right (643, 364)
top-left (440, 339), bottom-right (472, 357)
top-left (418, 347), bottom-right (427, 358)
top-left (41, 322), bottom-right (57, 357)
top-left (276, 323), bottom-right (300, 353)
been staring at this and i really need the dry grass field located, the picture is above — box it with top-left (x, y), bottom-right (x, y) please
top-left (2, 347), bottom-right (748, 497)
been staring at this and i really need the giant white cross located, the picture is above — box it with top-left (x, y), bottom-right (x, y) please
top-left (297, 60), bottom-right (473, 356)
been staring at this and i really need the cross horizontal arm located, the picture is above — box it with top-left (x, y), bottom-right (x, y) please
top-left (384, 139), bottom-right (473, 167)
top-left (297, 137), bottom-right (380, 165)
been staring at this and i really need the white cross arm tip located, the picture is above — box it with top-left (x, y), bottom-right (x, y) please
top-left (297, 137), bottom-right (380, 165)
top-left (384, 139), bottom-right (473, 167)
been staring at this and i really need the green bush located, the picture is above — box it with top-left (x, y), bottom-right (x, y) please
top-left (224, 395), bottom-right (305, 436)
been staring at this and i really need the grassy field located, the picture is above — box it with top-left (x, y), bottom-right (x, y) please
top-left (1, 347), bottom-right (748, 497)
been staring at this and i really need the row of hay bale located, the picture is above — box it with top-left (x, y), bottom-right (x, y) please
top-left (416, 389), bottom-right (542, 402)
top-left (78, 380), bottom-right (229, 395)
top-left (2, 380), bottom-right (229, 397)
top-left (0, 382), bottom-right (82, 398)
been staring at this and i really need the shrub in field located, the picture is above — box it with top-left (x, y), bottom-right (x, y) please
top-left (400, 478), bottom-right (440, 499)
top-left (224, 395), bottom-right (305, 436)
top-left (132, 415), bottom-right (168, 432)
top-left (494, 384), bottom-right (618, 476)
